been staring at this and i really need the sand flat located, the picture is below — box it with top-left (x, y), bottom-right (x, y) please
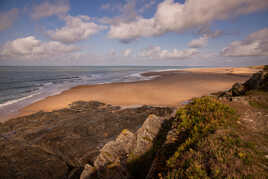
top-left (11, 66), bottom-right (259, 121)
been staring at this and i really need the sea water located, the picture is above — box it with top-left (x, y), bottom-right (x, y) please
top-left (0, 66), bottom-right (192, 118)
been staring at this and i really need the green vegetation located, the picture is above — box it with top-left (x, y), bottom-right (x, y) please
top-left (246, 90), bottom-right (268, 110)
top-left (152, 96), bottom-right (266, 178)
top-left (263, 65), bottom-right (268, 71)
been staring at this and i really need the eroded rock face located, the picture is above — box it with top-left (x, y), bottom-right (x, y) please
top-left (81, 114), bottom-right (168, 179)
top-left (0, 101), bottom-right (173, 179)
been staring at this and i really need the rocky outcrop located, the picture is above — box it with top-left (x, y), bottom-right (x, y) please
top-left (94, 129), bottom-right (136, 169)
top-left (0, 101), bottom-right (173, 179)
top-left (220, 70), bottom-right (268, 97)
top-left (80, 114), bottom-right (167, 179)
top-left (133, 114), bottom-right (165, 157)
top-left (80, 164), bottom-right (96, 179)
top-left (230, 82), bottom-right (246, 96)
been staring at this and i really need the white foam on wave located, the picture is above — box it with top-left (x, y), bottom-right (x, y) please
top-left (0, 67), bottom-right (184, 115)
top-left (0, 92), bottom-right (41, 108)
top-left (149, 68), bottom-right (180, 73)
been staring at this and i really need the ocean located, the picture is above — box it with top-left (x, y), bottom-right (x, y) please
top-left (0, 66), bottom-right (192, 118)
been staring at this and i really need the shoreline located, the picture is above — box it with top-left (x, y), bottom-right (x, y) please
top-left (0, 66), bottom-right (261, 122)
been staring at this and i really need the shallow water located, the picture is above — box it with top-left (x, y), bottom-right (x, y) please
top-left (0, 66), bottom-right (195, 117)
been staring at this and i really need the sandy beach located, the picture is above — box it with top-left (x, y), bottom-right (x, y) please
top-left (2, 66), bottom-right (255, 121)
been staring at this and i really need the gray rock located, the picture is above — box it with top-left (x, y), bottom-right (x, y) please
top-left (218, 70), bottom-right (268, 97)
top-left (0, 101), bottom-right (173, 179)
top-left (244, 71), bottom-right (264, 91)
top-left (231, 82), bottom-right (245, 96)
top-left (133, 114), bottom-right (165, 157)
top-left (97, 159), bottom-right (129, 179)
top-left (94, 129), bottom-right (135, 169)
top-left (81, 114), bottom-right (167, 179)
top-left (80, 164), bottom-right (96, 179)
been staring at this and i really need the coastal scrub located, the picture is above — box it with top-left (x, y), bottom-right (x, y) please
top-left (153, 96), bottom-right (266, 178)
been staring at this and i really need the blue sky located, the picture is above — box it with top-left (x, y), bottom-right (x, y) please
top-left (0, 0), bottom-right (268, 66)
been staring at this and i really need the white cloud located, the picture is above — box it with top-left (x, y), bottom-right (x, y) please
top-left (188, 29), bottom-right (223, 48)
top-left (47, 15), bottom-right (106, 43)
top-left (0, 8), bottom-right (18, 31)
top-left (221, 28), bottom-right (268, 57)
top-left (0, 36), bottom-right (78, 60)
top-left (108, 0), bottom-right (268, 42)
top-left (139, 46), bottom-right (199, 59)
top-left (188, 36), bottom-right (209, 48)
top-left (122, 48), bottom-right (132, 57)
top-left (31, 0), bottom-right (69, 19)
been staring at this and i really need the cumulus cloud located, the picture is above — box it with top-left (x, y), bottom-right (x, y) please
top-left (108, 0), bottom-right (268, 42)
top-left (0, 8), bottom-right (19, 31)
top-left (188, 36), bottom-right (209, 48)
top-left (188, 28), bottom-right (224, 48)
top-left (221, 28), bottom-right (268, 57)
top-left (122, 48), bottom-right (132, 57)
top-left (31, 0), bottom-right (69, 19)
top-left (139, 46), bottom-right (199, 59)
top-left (0, 36), bottom-right (78, 60)
top-left (47, 15), bottom-right (106, 43)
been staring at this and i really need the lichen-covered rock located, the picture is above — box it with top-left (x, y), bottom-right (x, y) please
top-left (133, 114), bottom-right (165, 157)
top-left (0, 101), bottom-right (172, 179)
top-left (81, 114), bottom-right (168, 179)
top-left (94, 129), bottom-right (135, 169)
top-left (97, 159), bottom-right (130, 179)
top-left (0, 144), bottom-right (69, 179)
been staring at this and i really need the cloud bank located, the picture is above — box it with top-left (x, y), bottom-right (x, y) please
top-left (108, 0), bottom-right (268, 42)
top-left (0, 36), bottom-right (78, 60)
top-left (139, 46), bottom-right (199, 59)
top-left (47, 15), bottom-right (106, 43)
top-left (222, 28), bottom-right (268, 57)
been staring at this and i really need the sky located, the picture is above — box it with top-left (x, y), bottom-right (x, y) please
top-left (0, 0), bottom-right (268, 66)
